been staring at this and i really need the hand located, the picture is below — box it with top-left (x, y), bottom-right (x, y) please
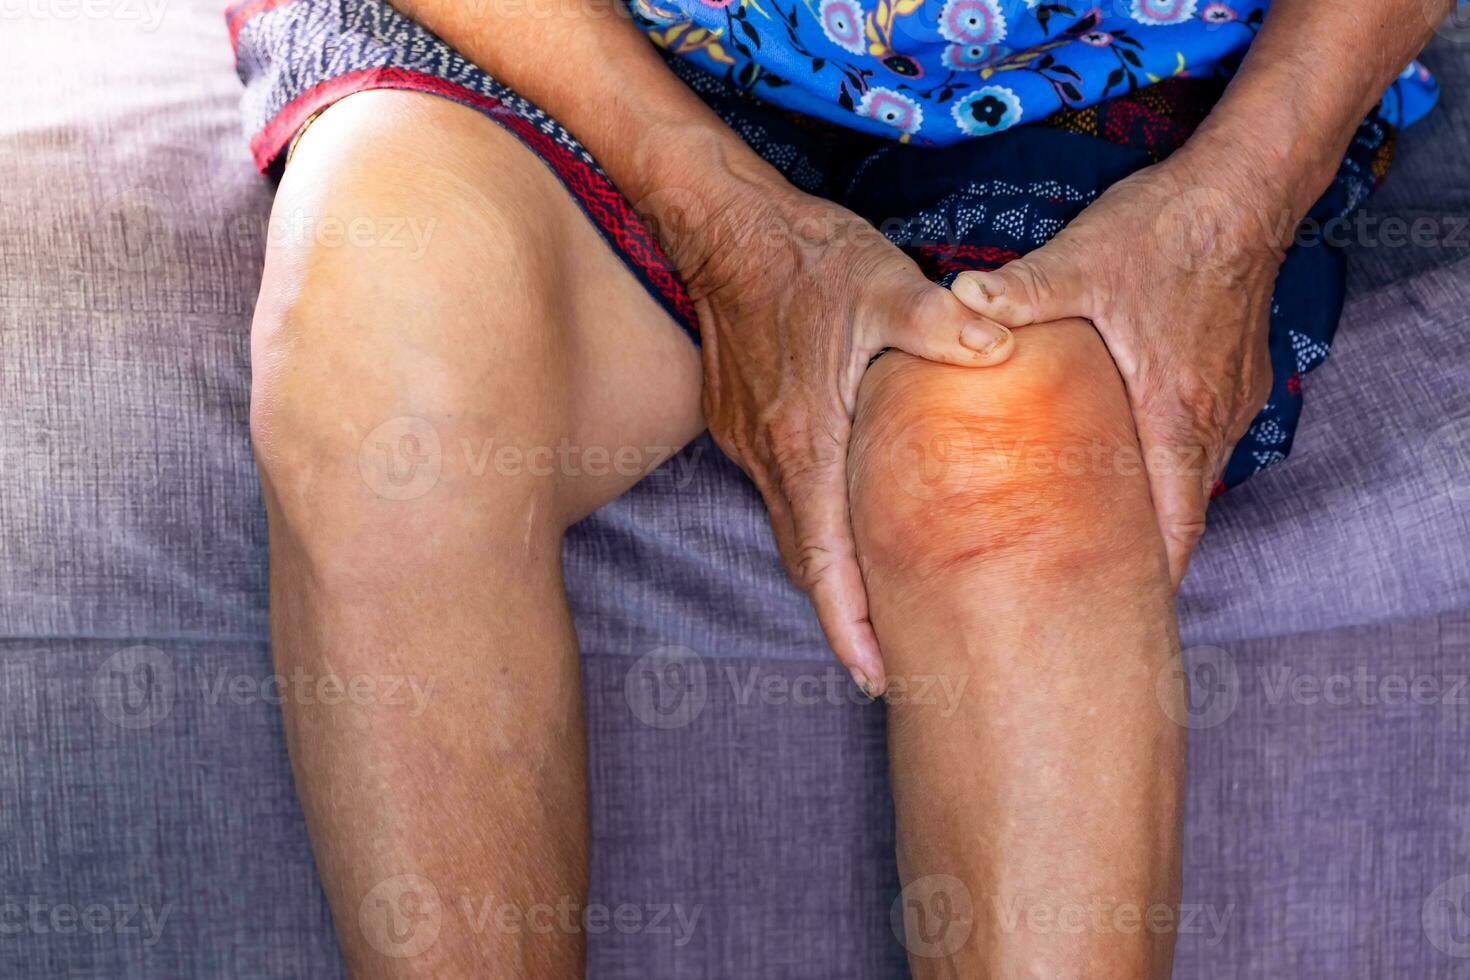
top-left (949, 154), bottom-right (1285, 587)
top-left (650, 175), bottom-right (1015, 695)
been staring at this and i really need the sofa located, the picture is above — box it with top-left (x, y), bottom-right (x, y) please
top-left (2, 2), bottom-right (1469, 976)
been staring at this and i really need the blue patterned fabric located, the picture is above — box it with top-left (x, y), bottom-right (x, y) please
top-left (714, 72), bottom-right (1395, 492)
top-left (632, 0), bottom-right (1440, 144)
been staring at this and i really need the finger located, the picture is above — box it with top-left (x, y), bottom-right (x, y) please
top-left (772, 458), bottom-right (886, 696)
top-left (951, 244), bottom-right (1090, 327)
top-left (882, 283), bottom-right (1016, 367)
top-left (1137, 427), bottom-right (1211, 591)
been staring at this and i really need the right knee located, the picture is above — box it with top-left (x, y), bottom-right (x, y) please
top-left (247, 103), bottom-right (575, 576)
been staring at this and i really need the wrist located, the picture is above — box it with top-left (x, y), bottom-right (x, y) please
top-left (626, 120), bottom-right (795, 279)
top-left (1164, 111), bottom-right (1322, 261)
top-left (1180, 102), bottom-right (1334, 218)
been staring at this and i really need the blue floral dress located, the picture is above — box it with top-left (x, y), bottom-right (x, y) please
top-left (632, 0), bottom-right (1440, 143)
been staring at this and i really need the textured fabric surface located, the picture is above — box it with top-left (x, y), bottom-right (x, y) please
top-left (7, 619), bottom-right (1470, 977)
top-left (2, 1), bottom-right (1470, 977)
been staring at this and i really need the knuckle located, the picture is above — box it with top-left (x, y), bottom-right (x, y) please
top-left (1009, 258), bottom-right (1049, 306)
top-left (769, 427), bottom-right (844, 488)
top-left (756, 406), bottom-right (813, 458)
top-left (1172, 376), bottom-right (1225, 427)
top-left (791, 539), bottom-right (838, 591)
top-left (706, 419), bottom-right (756, 470)
top-left (1166, 515), bottom-right (1208, 546)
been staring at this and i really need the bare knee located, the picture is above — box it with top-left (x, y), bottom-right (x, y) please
top-left (250, 305), bottom-right (564, 591)
top-left (248, 96), bottom-right (579, 579)
top-left (849, 319), bottom-right (1166, 591)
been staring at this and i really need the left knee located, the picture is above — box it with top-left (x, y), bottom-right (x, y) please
top-left (848, 319), bottom-right (1166, 592)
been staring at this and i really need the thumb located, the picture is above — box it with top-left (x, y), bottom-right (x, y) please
top-left (881, 283), bottom-right (1016, 367)
top-left (951, 244), bottom-right (1090, 326)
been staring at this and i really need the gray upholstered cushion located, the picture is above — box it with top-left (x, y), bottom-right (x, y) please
top-left (8, 618), bottom-right (1470, 978)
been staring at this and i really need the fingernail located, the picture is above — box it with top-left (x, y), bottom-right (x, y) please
top-left (849, 667), bottom-right (877, 700)
top-left (961, 321), bottom-right (1011, 355)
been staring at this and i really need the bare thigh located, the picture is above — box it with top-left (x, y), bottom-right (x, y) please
top-left (254, 88), bottom-right (704, 532)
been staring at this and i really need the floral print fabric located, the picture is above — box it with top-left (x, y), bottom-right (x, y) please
top-left (632, 0), bottom-right (1440, 144)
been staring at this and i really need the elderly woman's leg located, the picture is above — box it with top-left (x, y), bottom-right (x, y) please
top-left (850, 320), bottom-right (1185, 979)
top-left (249, 90), bottom-right (703, 977)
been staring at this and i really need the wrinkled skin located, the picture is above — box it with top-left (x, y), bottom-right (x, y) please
top-left (654, 177), bottom-right (1017, 693)
top-left (952, 155), bottom-right (1284, 587)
